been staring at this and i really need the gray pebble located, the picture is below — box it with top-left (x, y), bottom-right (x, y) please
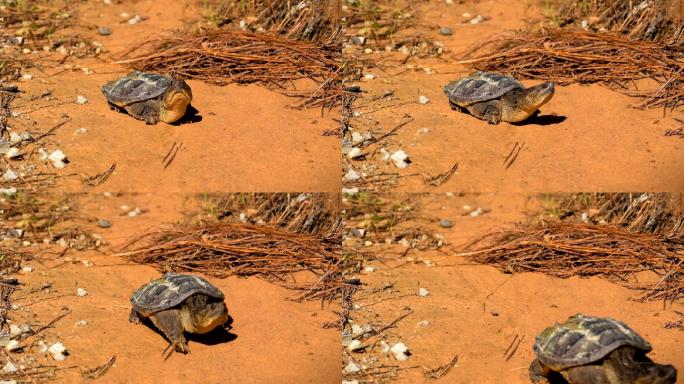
top-left (439, 219), bottom-right (453, 228)
top-left (439, 26), bottom-right (454, 36)
top-left (98, 26), bottom-right (112, 36)
top-left (97, 219), bottom-right (112, 228)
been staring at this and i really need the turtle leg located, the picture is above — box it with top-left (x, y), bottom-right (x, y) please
top-left (129, 309), bottom-right (142, 324)
top-left (148, 309), bottom-right (190, 354)
top-left (529, 359), bottom-right (552, 384)
top-left (124, 100), bottom-right (160, 125)
top-left (466, 101), bottom-right (502, 124)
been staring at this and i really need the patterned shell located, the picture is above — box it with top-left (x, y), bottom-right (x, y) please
top-left (443, 71), bottom-right (524, 106)
top-left (534, 313), bottom-right (652, 370)
top-left (102, 71), bottom-right (172, 106)
top-left (130, 273), bottom-right (225, 316)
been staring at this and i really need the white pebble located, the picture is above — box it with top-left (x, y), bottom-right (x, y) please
top-left (390, 150), bottom-right (410, 169)
top-left (9, 324), bottom-right (20, 337)
top-left (5, 340), bottom-right (21, 352)
top-left (469, 207), bottom-right (485, 217)
top-left (75, 320), bottom-right (88, 327)
top-left (20, 74), bottom-right (32, 80)
top-left (390, 342), bottom-right (410, 361)
top-left (127, 207), bottom-right (142, 217)
top-left (343, 361), bottom-right (361, 374)
top-left (0, 379), bottom-right (17, 384)
top-left (48, 342), bottom-right (67, 361)
top-left (8, 132), bottom-right (21, 144)
top-left (418, 95), bottom-right (430, 105)
top-left (351, 324), bottom-right (364, 337)
top-left (341, 187), bottom-right (359, 195)
top-left (38, 340), bottom-right (48, 354)
top-left (416, 320), bottom-right (430, 328)
top-left (347, 339), bottom-right (364, 352)
top-left (5, 147), bottom-right (20, 159)
top-left (363, 266), bottom-right (375, 273)
top-left (417, 127), bottom-right (430, 135)
top-left (75, 127), bottom-right (88, 135)
top-left (2, 169), bottom-right (18, 182)
top-left (419, 287), bottom-right (430, 297)
top-left (363, 73), bottom-right (375, 80)
top-left (76, 95), bottom-right (88, 105)
top-left (347, 147), bottom-right (363, 160)
top-left (342, 380), bottom-right (359, 384)
top-left (20, 266), bottom-right (32, 273)
top-left (76, 288), bottom-right (88, 297)
top-left (48, 150), bottom-right (68, 169)
top-left (2, 362), bottom-right (17, 374)
top-left (343, 169), bottom-right (361, 182)
top-left (127, 15), bottom-right (143, 24)
top-left (351, 132), bottom-right (363, 143)
top-left (0, 187), bottom-right (17, 196)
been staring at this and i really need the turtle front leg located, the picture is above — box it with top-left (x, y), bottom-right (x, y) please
top-left (484, 104), bottom-right (502, 125)
top-left (529, 359), bottom-right (552, 384)
top-left (129, 309), bottom-right (143, 324)
top-left (148, 309), bottom-right (190, 354)
top-left (125, 100), bottom-right (160, 125)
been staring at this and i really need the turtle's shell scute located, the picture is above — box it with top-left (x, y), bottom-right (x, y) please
top-left (131, 273), bottom-right (224, 316)
top-left (534, 314), bottom-right (652, 370)
top-left (102, 71), bottom-right (172, 106)
top-left (443, 71), bottom-right (523, 106)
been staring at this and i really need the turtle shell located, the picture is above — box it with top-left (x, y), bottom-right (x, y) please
top-left (131, 273), bottom-right (225, 317)
top-left (534, 313), bottom-right (652, 370)
top-left (443, 71), bottom-right (524, 106)
top-left (102, 71), bottom-right (172, 106)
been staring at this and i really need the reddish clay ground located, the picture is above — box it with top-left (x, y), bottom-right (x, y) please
top-left (346, 1), bottom-right (684, 192)
top-left (346, 193), bottom-right (684, 383)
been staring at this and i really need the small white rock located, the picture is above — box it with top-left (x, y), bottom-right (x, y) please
top-left (127, 207), bottom-right (142, 217)
top-left (416, 320), bottom-right (430, 328)
top-left (0, 379), bottom-right (18, 384)
top-left (418, 95), bottom-right (430, 105)
top-left (76, 95), bottom-right (88, 105)
top-left (48, 150), bottom-right (67, 169)
top-left (5, 147), bottom-right (20, 159)
top-left (342, 380), bottom-right (359, 384)
top-left (351, 132), bottom-right (363, 143)
top-left (38, 340), bottom-right (48, 354)
top-left (20, 266), bottom-right (32, 273)
top-left (347, 339), bottom-right (364, 352)
top-left (2, 362), bottom-right (17, 374)
top-left (75, 320), bottom-right (88, 327)
top-left (419, 287), bottom-right (430, 297)
top-left (8, 132), bottom-right (21, 144)
top-left (76, 288), bottom-right (88, 297)
top-left (363, 73), bottom-right (375, 80)
top-left (417, 127), bottom-right (430, 135)
top-left (363, 266), bottom-right (375, 273)
top-left (20, 74), bottom-right (32, 80)
top-left (341, 187), bottom-right (359, 195)
top-left (343, 361), bottom-right (361, 374)
top-left (380, 148), bottom-right (390, 161)
top-left (5, 340), bottom-right (21, 352)
top-left (390, 342), bottom-right (410, 361)
top-left (0, 187), bottom-right (17, 196)
top-left (48, 342), bottom-right (67, 361)
top-left (75, 127), bottom-right (88, 135)
top-left (9, 324), bottom-right (20, 337)
top-left (390, 150), bottom-right (409, 169)
top-left (380, 340), bottom-right (391, 354)
top-left (127, 15), bottom-right (143, 24)
top-left (343, 169), bottom-right (361, 182)
top-left (351, 324), bottom-right (364, 337)
top-left (469, 207), bottom-right (485, 217)
top-left (347, 147), bottom-right (363, 160)
top-left (2, 169), bottom-right (18, 182)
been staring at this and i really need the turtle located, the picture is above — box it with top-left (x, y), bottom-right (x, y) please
top-left (530, 313), bottom-right (677, 384)
top-left (102, 71), bottom-right (192, 125)
top-left (443, 71), bottom-right (554, 124)
top-left (129, 272), bottom-right (229, 354)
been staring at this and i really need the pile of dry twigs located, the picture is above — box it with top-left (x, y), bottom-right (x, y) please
top-left (459, 29), bottom-right (683, 110)
top-left (202, 193), bottom-right (341, 238)
top-left (118, 222), bottom-right (342, 303)
top-left (557, 0), bottom-right (683, 45)
top-left (118, 29), bottom-right (342, 110)
top-left (553, 193), bottom-right (684, 238)
top-left (205, 0), bottom-right (341, 44)
top-left (458, 222), bottom-right (683, 303)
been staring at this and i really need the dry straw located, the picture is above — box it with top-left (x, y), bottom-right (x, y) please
top-left (458, 222), bottom-right (683, 304)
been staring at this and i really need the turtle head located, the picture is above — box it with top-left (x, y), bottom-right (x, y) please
top-left (633, 363), bottom-right (677, 384)
top-left (181, 294), bottom-right (229, 334)
top-left (159, 79), bottom-right (192, 124)
top-left (523, 81), bottom-right (554, 112)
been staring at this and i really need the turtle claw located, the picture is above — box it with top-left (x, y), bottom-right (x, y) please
top-left (174, 341), bottom-right (190, 354)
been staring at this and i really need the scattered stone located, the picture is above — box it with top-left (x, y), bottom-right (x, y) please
top-left (350, 36), bottom-right (366, 45)
top-left (2, 169), bottom-right (18, 182)
top-left (48, 342), bottom-right (67, 361)
top-left (5, 340), bottom-right (21, 352)
top-left (380, 340), bottom-right (391, 354)
top-left (351, 324), bottom-right (364, 337)
top-left (363, 73), bottom-right (375, 80)
top-left (2, 362), bottom-right (17, 374)
top-left (380, 148), bottom-right (390, 161)
top-left (38, 340), bottom-right (48, 354)
top-left (341, 187), bottom-right (359, 195)
top-left (127, 207), bottom-right (142, 217)
top-left (343, 361), bottom-right (362, 374)
top-left (75, 320), bottom-right (88, 327)
top-left (343, 169), bottom-right (361, 182)
top-left (97, 26), bottom-right (111, 36)
top-left (75, 127), bottom-right (88, 135)
top-left (440, 26), bottom-right (454, 36)
top-left (76, 288), bottom-right (88, 297)
top-left (347, 339), bottom-right (364, 352)
top-left (48, 149), bottom-right (68, 169)
top-left (0, 187), bottom-right (17, 196)
top-left (128, 15), bottom-right (143, 24)
top-left (469, 15), bottom-right (487, 24)
top-left (439, 219), bottom-right (453, 228)
top-left (4, 147), bottom-right (20, 160)
top-left (469, 207), bottom-right (487, 217)
top-left (416, 320), bottom-right (430, 328)
top-left (9, 325), bottom-right (20, 337)
top-left (351, 132), bottom-right (363, 144)
top-left (390, 150), bottom-right (410, 169)
top-left (363, 48), bottom-right (373, 54)
top-left (20, 266), bottom-right (32, 273)
top-left (0, 379), bottom-right (17, 384)
top-left (363, 266), bottom-right (375, 273)
top-left (390, 342), bottom-right (410, 361)
top-left (418, 95), bottom-right (430, 105)
top-left (342, 380), bottom-right (359, 384)
top-left (76, 95), bottom-right (88, 105)
top-left (8, 36), bottom-right (23, 45)
top-left (97, 219), bottom-right (112, 228)
top-left (419, 287), bottom-right (430, 297)
top-left (347, 147), bottom-right (364, 160)
top-left (8, 132), bottom-right (21, 144)
top-left (20, 74), bottom-right (32, 80)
